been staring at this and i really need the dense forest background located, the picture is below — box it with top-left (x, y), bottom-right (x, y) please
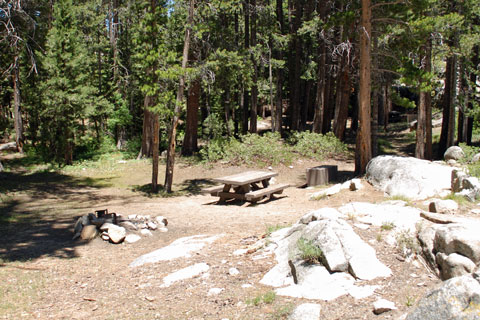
top-left (1, 0), bottom-right (480, 191)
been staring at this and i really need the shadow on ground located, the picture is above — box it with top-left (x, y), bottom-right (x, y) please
top-left (0, 170), bottom-right (114, 264)
top-left (131, 178), bottom-right (216, 197)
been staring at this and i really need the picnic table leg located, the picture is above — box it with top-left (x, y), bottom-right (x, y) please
top-left (261, 178), bottom-right (270, 188)
top-left (218, 184), bottom-right (232, 203)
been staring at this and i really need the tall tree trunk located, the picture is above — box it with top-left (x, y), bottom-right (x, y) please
top-left (416, 41), bottom-right (431, 159)
top-left (457, 59), bottom-right (468, 144)
top-left (355, 0), bottom-right (372, 175)
top-left (322, 71), bottom-right (335, 133)
top-left (438, 53), bottom-right (457, 157)
top-left (272, 0), bottom-right (285, 133)
top-left (313, 2), bottom-right (326, 134)
top-left (182, 78), bottom-right (200, 156)
top-left (466, 46), bottom-right (479, 145)
top-left (164, 0), bottom-right (194, 193)
top-left (242, 0), bottom-right (250, 134)
top-left (333, 51), bottom-right (350, 140)
top-left (288, 0), bottom-right (303, 131)
top-left (152, 113), bottom-right (159, 191)
top-left (13, 55), bottom-right (24, 153)
top-left (249, 0), bottom-right (258, 133)
top-left (139, 96), bottom-right (155, 158)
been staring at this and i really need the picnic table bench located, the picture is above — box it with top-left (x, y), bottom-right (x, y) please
top-left (201, 170), bottom-right (290, 203)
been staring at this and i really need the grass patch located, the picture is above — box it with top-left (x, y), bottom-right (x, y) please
top-left (386, 195), bottom-right (413, 206)
top-left (381, 221), bottom-right (395, 231)
top-left (405, 295), bottom-right (416, 307)
top-left (297, 237), bottom-right (324, 264)
top-left (247, 291), bottom-right (277, 306)
top-left (443, 192), bottom-right (470, 206)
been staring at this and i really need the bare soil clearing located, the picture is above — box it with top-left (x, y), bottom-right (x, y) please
top-left (0, 155), bottom-right (445, 319)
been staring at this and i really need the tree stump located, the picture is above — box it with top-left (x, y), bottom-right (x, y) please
top-left (306, 165), bottom-right (338, 187)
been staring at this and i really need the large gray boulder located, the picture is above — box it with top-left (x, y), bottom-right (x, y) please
top-left (366, 155), bottom-right (454, 200)
top-left (406, 274), bottom-right (480, 320)
top-left (418, 221), bottom-right (480, 280)
top-left (444, 146), bottom-right (465, 161)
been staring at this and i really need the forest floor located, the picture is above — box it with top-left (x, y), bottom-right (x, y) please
top-left (0, 123), bottom-right (466, 320)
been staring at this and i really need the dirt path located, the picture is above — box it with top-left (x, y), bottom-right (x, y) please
top-left (0, 157), bottom-right (441, 319)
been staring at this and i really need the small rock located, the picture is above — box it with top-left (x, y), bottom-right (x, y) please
top-left (80, 225), bottom-right (98, 240)
top-left (289, 165), bottom-right (294, 169)
top-left (444, 146), bottom-right (465, 161)
top-left (147, 221), bottom-right (158, 230)
top-left (472, 153), bottom-right (480, 163)
top-left (128, 214), bottom-right (137, 220)
top-left (158, 227), bottom-right (168, 233)
top-left (471, 209), bottom-right (480, 215)
top-left (349, 179), bottom-right (364, 191)
top-left (119, 221), bottom-right (138, 231)
top-left (228, 268), bottom-right (240, 276)
top-left (107, 225), bottom-right (126, 244)
top-left (373, 299), bottom-right (397, 315)
top-left (267, 166), bottom-right (273, 171)
top-left (125, 234), bottom-right (141, 244)
top-left (241, 284), bottom-right (253, 288)
top-left (155, 216), bottom-right (168, 226)
top-left (101, 234), bottom-right (110, 241)
top-left (99, 223), bottom-right (115, 231)
top-left (207, 288), bottom-right (224, 296)
top-left (145, 296), bottom-right (155, 302)
top-left (447, 159), bottom-right (457, 166)
top-left (141, 229), bottom-right (153, 237)
top-left (428, 199), bottom-right (458, 215)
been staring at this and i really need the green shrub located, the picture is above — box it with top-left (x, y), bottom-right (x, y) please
top-left (226, 132), bottom-right (293, 166)
top-left (288, 131), bottom-right (348, 160)
top-left (297, 237), bottom-right (324, 264)
top-left (459, 143), bottom-right (479, 164)
top-left (199, 138), bottom-right (230, 163)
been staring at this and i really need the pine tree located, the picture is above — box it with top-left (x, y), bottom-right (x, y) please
top-left (40, 0), bottom-right (97, 164)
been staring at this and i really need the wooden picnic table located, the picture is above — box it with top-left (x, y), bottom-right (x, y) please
top-left (202, 170), bottom-right (290, 203)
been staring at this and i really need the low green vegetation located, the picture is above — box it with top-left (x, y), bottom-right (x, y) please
top-left (200, 131), bottom-right (348, 166)
top-left (443, 192), bottom-right (470, 206)
top-left (247, 291), bottom-right (277, 306)
top-left (396, 231), bottom-right (421, 258)
top-left (381, 221), bottom-right (395, 231)
top-left (297, 237), bottom-right (325, 264)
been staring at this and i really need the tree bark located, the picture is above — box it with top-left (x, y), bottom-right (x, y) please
top-left (355, 0), bottom-right (372, 175)
top-left (182, 78), bottom-right (200, 156)
top-left (438, 53), bottom-right (457, 157)
top-left (242, 0), bottom-right (250, 134)
top-left (312, 1), bottom-right (326, 134)
top-left (249, 0), bottom-right (258, 133)
top-left (333, 51), bottom-right (350, 140)
top-left (164, 0), bottom-right (194, 193)
top-left (13, 56), bottom-right (24, 152)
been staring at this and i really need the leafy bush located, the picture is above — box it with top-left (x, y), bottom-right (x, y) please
top-left (200, 131), bottom-right (348, 166)
top-left (458, 143), bottom-right (479, 164)
top-left (225, 132), bottom-right (293, 166)
top-left (289, 131), bottom-right (348, 160)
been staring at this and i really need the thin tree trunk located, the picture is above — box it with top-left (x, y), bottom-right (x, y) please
top-left (249, 0), bottom-right (257, 133)
top-left (152, 113), bottom-right (159, 191)
top-left (164, 0), bottom-right (194, 193)
top-left (242, 0), bottom-right (250, 134)
top-left (13, 56), bottom-right (24, 152)
top-left (272, 0), bottom-right (285, 133)
top-left (182, 78), bottom-right (200, 155)
top-left (313, 14), bottom-right (326, 133)
top-left (438, 53), bottom-right (457, 157)
top-left (355, 0), bottom-right (372, 175)
top-left (333, 52), bottom-right (350, 140)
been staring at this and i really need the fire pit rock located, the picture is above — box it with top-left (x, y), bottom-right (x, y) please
top-left (73, 210), bottom-right (168, 244)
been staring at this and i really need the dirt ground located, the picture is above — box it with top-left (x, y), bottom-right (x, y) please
top-left (0, 154), bottom-right (445, 319)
